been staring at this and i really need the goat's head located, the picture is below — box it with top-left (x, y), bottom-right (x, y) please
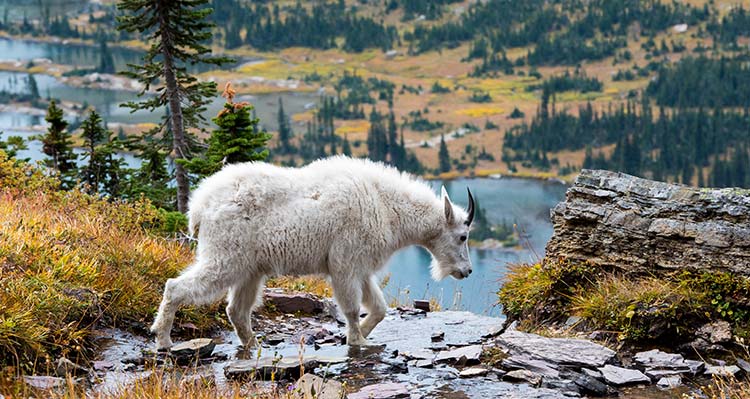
top-left (428, 186), bottom-right (475, 280)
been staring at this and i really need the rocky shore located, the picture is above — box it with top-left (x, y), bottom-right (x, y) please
top-left (16, 289), bottom-right (746, 398)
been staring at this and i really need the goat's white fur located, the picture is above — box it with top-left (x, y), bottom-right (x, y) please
top-left (151, 156), bottom-right (473, 349)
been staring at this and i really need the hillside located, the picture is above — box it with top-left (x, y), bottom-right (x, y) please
top-left (0, 0), bottom-right (749, 186)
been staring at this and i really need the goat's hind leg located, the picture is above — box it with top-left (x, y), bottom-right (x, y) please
top-left (330, 276), bottom-right (367, 346)
top-left (226, 276), bottom-right (264, 348)
top-left (150, 261), bottom-right (231, 350)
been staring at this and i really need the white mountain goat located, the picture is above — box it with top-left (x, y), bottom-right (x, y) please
top-left (151, 156), bottom-right (475, 349)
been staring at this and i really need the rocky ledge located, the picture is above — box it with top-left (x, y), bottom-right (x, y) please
top-left (546, 169), bottom-right (750, 276)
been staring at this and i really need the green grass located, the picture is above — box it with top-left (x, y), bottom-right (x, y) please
top-left (498, 259), bottom-right (750, 342)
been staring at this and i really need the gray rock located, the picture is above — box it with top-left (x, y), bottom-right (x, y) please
top-left (497, 330), bottom-right (616, 368)
top-left (580, 368), bottom-right (602, 380)
top-left (657, 376), bottom-right (682, 388)
top-left (571, 373), bottom-right (610, 396)
top-left (434, 344), bottom-right (483, 366)
top-left (704, 365), bottom-right (742, 377)
top-left (431, 331), bottom-right (445, 342)
top-left (54, 357), bottom-right (89, 377)
top-left (634, 349), bottom-right (704, 375)
top-left (541, 378), bottom-right (581, 396)
top-left (23, 376), bottom-right (67, 390)
top-left (545, 169), bottom-right (750, 276)
top-left (737, 358), bottom-right (750, 374)
top-left (92, 360), bottom-right (114, 371)
top-left (598, 365), bottom-right (650, 386)
top-left (347, 382), bottom-right (409, 399)
top-left (415, 359), bottom-right (433, 368)
top-left (460, 367), bottom-right (489, 378)
top-left (295, 374), bottom-right (343, 399)
top-left (504, 369), bottom-right (542, 386)
top-left (170, 338), bottom-right (215, 360)
top-left (697, 321), bottom-right (733, 344)
top-left (503, 354), bottom-right (561, 379)
top-left (265, 291), bottom-right (325, 314)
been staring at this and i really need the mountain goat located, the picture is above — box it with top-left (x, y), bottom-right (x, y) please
top-left (151, 156), bottom-right (475, 349)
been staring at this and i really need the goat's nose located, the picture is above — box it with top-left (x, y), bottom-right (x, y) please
top-left (467, 269), bottom-right (473, 275)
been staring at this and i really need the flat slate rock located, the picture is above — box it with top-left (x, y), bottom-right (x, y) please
top-left (634, 349), bottom-right (704, 374)
top-left (503, 354), bottom-right (561, 379)
top-left (459, 367), bottom-right (489, 378)
top-left (23, 376), bottom-right (67, 390)
top-left (598, 365), bottom-right (650, 386)
top-left (657, 376), bottom-right (682, 388)
top-left (704, 365), bottom-right (741, 377)
top-left (497, 330), bottom-right (616, 368)
top-left (504, 369), bottom-right (542, 386)
top-left (434, 344), bottom-right (483, 366)
top-left (265, 291), bottom-right (326, 314)
top-left (170, 338), bottom-right (215, 359)
top-left (347, 382), bottom-right (409, 399)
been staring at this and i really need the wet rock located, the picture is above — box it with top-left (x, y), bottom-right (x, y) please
top-left (264, 334), bottom-right (286, 345)
top-left (697, 321), bottom-right (733, 344)
top-left (54, 357), bottom-right (89, 377)
top-left (295, 374), bottom-right (343, 399)
top-left (265, 291), bottom-right (325, 314)
top-left (415, 359), bottom-right (433, 368)
top-left (402, 349), bottom-right (433, 361)
top-left (704, 364), bottom-right (741, 377)
top-left (497, 330), bottom-right (616, 368)
top-left (737, 358), bottom-right (750, 374)
top-left (503, 354), bottom-right (560, 379)
top-left (570, 373), bottom-right (610, 397)
top-left (414, 300), bottom-right (430, 312)
top-left (23, 376), bottom-right (67, 390)
top-left (541, 378), bottom-right (581, 396)
top-left (460, 367), bottom-right (489, 378)
top-left (580, 368), bottom-right (602, 380)
top-left (598, 365), bottom-right (650, 386)
top-left (170, 338), bottom-right (215, 360)
top-left (347, 382), bottom-right (409, 399)
top-left (633, 349), bottom-right (705, 376)
top-left (93, 360), bottom-right (114, 371)
top-left (434, 344), bottom-right (483, 366)
top-left (504, 369), bottom-right (542, 386)
top-left (657, 376), bottom-right (682, 388)
top-left (431, 331), bottom-right (445, 342)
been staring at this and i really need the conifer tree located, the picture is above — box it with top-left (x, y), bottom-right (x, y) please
top-left (117, 0), bottom-right (231, 213)
top-left (42, 100), bottom-right (77, 188)
top-left (277, 98), bottom-right (293, 153)
top-left (438, 133), bottom-right (451, 173)
top-left (80, 109), bottom-right (125, 196)
top-left (342, 134), bottom-right (352, 156)
top-left (98, 38), bottom-right (116, 74)
top-left (183, 83), bottom-right (271, 178)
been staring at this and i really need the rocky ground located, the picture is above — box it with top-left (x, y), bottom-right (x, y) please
top-left (15, 289), bottom-right (749, 398)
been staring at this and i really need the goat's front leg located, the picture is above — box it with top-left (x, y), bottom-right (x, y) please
top-left (330, 276), bottom-right (367, 346)
top-left (360, 274), bottom-right (387, 338)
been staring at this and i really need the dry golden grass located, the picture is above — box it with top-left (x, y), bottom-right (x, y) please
top-left (0, 153), bottom-right (224, 373)
top-left (266, 276), bottom-right (332, 298)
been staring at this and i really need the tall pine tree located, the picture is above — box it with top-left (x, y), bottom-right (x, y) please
top-left (438, 133), bottom-right (451, 173)
top-left (277, 98), bottom-right (293, 153)
top-left (117, 0), bottom-right (231, 212)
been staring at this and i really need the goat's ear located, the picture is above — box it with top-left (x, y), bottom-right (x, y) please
top-left (441, 186), bottom-right (453, 224)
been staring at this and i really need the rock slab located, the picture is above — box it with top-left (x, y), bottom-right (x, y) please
top-left (497, 330), bottom-right (616, 368)
top-left (295, 374), bottom-right (343, 399)
top-left (265, 291), bottom-right (326, 314)
top-left (546, 169), bottom-right (750, 276)
top-left (598, 365), bottom-right (650, 386)
top-left (347, 382), bottom-right (409, 399)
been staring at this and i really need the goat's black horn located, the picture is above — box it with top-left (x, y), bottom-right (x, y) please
top-left (466, 188), bottom-right (475, 226)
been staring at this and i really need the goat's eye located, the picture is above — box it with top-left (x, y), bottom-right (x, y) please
top-left (459, 235), bottom-right (467, 242)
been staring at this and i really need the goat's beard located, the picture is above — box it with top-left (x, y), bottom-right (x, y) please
top-left (430, 257), bottom-right (450, 281)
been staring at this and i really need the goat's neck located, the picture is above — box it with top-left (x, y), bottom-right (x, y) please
top-left (388, 195), bottom-right (442, 251)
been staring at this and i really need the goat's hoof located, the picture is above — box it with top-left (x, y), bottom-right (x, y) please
top-left (155, 337), bottom-right (173, 351)
top-left (347, 337), bottom-right (370, 346)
